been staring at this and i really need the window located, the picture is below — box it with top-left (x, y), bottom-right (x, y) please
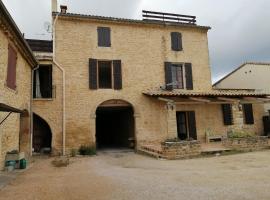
top-left (171, 32), bottom-right (182, 51)
top-left (171, 64), bottom-right (184, 89)
top-left (165, 62), bottom-right (193, 90)
top-left (98, 61), bottom-right (112, 88)
top-left (6, 44), bottom-right (17, 90)
top-left (243, 104), bottom-right (254, 124)
top-left (89, 59), bottom-right (122, 90)
top-left (33, 65), bottom-right (53, 98)
top-left (222, 104), bottom-right (233, 125)
top-left (97, 27), bottom-right (111, 47)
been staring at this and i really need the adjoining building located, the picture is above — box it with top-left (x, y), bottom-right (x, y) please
top-left (0, 0), bottom-right (37, 169)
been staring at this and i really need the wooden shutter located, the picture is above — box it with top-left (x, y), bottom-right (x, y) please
top-left (89, 59), bottom-right (97, 89)
top-left (97, 27), bottom-right (111, 47)
top-left (222, 104), bottom-right (233, 125)
top-left (243, 104), bottom-right (254, 124)
top-left (187, 111), bottom-right (197, 140)
top-left (113, 60), bottom-right (122, 90)
top-left (6, 44), bottom-right (17, 90)
top-left (171, 32), bottom-right (182, 51)
top-left (165, 62), bottom-right (173, 90)
top-left (185, 63), bottom-right (193, 90)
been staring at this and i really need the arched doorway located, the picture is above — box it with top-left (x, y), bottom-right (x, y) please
top-left (33, 113), bottom-right (52, 153)
top-left (96, 100), bottom-right (135, 149)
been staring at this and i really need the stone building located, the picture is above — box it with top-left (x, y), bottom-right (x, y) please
top-left (27, 5), bottom-right (269, 156)
top-left (0, 1), bottom-right (37, 169)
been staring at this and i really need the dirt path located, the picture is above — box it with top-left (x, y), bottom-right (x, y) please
top-left (1, 150), bottom-right (270, 200)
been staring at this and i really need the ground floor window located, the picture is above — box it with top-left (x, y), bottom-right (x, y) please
top-left (176, 111), bottom-right (197, 140)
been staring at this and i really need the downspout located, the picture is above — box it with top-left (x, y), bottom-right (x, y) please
top-left (30, 65), bottom-right (39, 156)
top-left (53, 13), bottom-right (66, 155)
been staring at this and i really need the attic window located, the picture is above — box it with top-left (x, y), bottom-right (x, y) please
top-left (97, 27), bottom-right (111, 47)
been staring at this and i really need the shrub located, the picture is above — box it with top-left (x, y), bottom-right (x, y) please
top-left (227, 130), bottom-right (255, 138)
top-left (79, 145), bottom-right (96, 156)
top-left (70, 149), bottom-right (77, 157)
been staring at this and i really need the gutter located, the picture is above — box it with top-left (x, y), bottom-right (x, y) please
top-left (53, 13), bottom-right (66, 156)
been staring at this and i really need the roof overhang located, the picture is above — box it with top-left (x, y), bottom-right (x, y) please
top-left (143, 90), bottom-right (270, 104)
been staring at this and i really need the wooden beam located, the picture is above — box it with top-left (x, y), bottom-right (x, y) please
top-left (216, 97), bottom-right (240, 102)
top-left (188, 97), bottom-right (211, 103)
top-left (158, 97), bottom-right (174, 103)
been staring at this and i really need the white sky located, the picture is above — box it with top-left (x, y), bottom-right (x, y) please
top-left (2, 0), bottom-right (270, 82)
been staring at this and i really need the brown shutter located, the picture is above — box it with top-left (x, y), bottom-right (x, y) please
top-left (171, 32), bottom-right (182, 51)
top-left (6, 44), bottom-right (17, 90)
top-left (185, 63), bottom-right (193, 90)
top-left (222, 104), bottom-right (233, 125)
top-left (89, 59), bottom-right (97, 89)
top-left (97, 27), bottom-right (111, 47)
top-left (113, 60), bottom-right (122, 90)
top-left (165, 62), bottom-right (173, 90)
top-left (187, 111), bottom-right (197, 140)
top-left (243, 104), bottom-right (254, 124)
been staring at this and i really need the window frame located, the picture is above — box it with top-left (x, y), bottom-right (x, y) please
top-left (171, 63), bottom-right (185, 89)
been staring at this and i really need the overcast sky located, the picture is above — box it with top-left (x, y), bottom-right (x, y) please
top-left (2, 0), bottom-right (270, 82)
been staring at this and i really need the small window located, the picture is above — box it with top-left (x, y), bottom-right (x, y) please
top-left (97, 27), bottom-right (111, 47)
top-left (6, 44), bottom-right (17, 90)
top-left (98, 61), bottom-right (112, 88)
top-left (33, 65), bottom-right (53, 98)
top-left (171, 64), bottom-right (184, 89)
top-left (171, 32), bottom-right (182, 51)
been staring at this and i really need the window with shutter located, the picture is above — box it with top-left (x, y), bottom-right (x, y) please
top-left (97, 27), bottom-right (111, 47)
top-left (222, 104), bottom-right (233, 125)
top-left (185, 63), bottom-right (193, 90)
top-left (113, 60), bottom-right (122, 90)
top-left (165, 62), bottom-right (173, 90)
top-left (6, 44), bottom-right (17, 90)
top-left (171, 32), bottom-right (182, 51)
top-left (243, 104), bottom-right (254, 124)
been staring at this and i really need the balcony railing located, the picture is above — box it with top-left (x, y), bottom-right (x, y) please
top-left (142, 10), bottom-right (196, 25)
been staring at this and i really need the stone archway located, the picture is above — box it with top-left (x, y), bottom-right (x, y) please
top-left (32, 113), bottom-right (52, 153)
top-left (95, 99), bottom-right (135, 149)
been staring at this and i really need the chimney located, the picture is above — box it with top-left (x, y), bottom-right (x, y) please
top-left (51, 0), bottom-right (57, 12)
top-left (60, 5), bottom-right (67, 14)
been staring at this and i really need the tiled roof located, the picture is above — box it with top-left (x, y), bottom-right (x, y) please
top-left (143, 89), bottom-right (270, 97)
top-left (52, 12), bottom-right (211, 30)
top-left (26, 39), bottom-right (53, 52)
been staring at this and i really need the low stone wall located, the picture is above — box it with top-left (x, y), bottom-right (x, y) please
top-left (222, 136), bottom-right (269, 151)
top-left (162, 140), bottom-right (201, 159)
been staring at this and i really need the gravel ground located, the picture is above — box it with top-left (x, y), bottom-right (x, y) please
top-left (1, 150), bottom-right (270, 200)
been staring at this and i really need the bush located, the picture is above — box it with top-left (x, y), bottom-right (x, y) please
top-left (79, 145), bottom-right (96, 156)
top-left (227, 130), bottom-right (255, 138)
top-left (70, 149), bottom-right (77, 157)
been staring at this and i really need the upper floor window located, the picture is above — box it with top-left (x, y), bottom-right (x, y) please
top-left (171, 64), bottom-right (184, 89)
top-left (89, 59), bottom-right (122, 90)
top-left (165, 62), bottom-right (193, 90)
top-left (171, 32), bottom-right (182, 51)
top-left (33, 65), bottom-right (53, 98)
top-left (6, 44), bottom-right (17, 90)
top-left (97, 27), bottom-right (111, 47)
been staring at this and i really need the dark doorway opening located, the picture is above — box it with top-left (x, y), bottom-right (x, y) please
top-left (176, 111), bottom-right (197, 140)
top-left (33, 65), bottom-right (53, 98)
top-left (33, 113), bottom-right (52, 153)
top-left (96, 105), bottom-right (135, 149)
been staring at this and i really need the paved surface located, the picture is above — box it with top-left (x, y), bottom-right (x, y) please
top-left (1, 150), bottom-right (270, 200)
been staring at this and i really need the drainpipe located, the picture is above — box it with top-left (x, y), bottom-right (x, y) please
top-left (53, 13), bottom-right (66, 156)
top-left (30, 65), bottom-right (39, 156)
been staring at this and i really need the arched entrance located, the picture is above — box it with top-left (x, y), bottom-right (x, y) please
top-left (33, 113), bottom-right (52, 153)
top-left (96, 100), bottom-right (135, 149)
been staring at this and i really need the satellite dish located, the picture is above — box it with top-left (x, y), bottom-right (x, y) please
top-left (44, 21), bottom-right (52, 33)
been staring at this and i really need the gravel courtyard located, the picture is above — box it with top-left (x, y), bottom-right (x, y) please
top-left (1, 150), bottom-right (270, 200)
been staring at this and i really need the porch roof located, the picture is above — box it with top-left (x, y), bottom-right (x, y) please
top-left (0, 103), bottom-right (23, 113)
top-left (143, 89), bottom-right (270, 104)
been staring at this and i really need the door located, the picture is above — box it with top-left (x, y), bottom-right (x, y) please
top-left (176, 112), bottom-right (188, 140)
top-left (176, 111), bottom-right (197, 140)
